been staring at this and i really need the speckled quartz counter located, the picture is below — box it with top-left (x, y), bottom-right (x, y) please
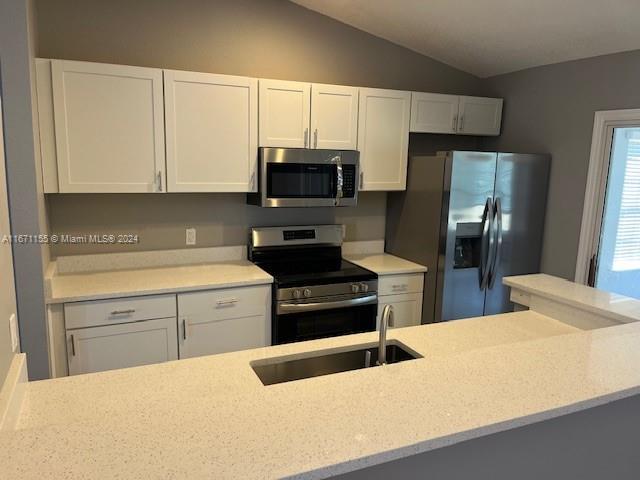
top-left (344, 253), bottom-right (427, 275)
top-left (47, 261), bottom-right (273, 303)
top-left (7, 310), bottom-right (640, 480)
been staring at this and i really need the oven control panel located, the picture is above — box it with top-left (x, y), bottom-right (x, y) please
top-left (342, 165), bottom-right (357, 198)
top-left (277, 280), bottom-right (378, 302)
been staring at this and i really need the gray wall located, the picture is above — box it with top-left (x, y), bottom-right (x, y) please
top-left (484, 49), bottom-right (640, 280)
top-left (0, 0), bottom-right (50, 380)
top-left (34, 0), bottom-right (482, 257)
top-left (335, 394), bottom-right (640, 479)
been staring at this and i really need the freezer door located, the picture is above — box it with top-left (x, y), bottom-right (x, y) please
top-left (439, 151), bottom-right (497, 321)
top-left (484, 153), bottom-right (550, 315)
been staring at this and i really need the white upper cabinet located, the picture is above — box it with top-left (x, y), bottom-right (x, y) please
top-left (357, 88), bottom-right (411, 191)
top-left (457, 96), bottom-right (503, 136)
top-left (410, 93), bottom-right (503, 136)
top-left (310, 84), bottom-right (358, 150)
top-left (259, 80), bottom-right (311, 148)
top-left (164, 70), bottom-right (258, 192)
top-left (51, 60), bottom-right (165, 193)
top-left (410, 92), bottom-right (460, 134)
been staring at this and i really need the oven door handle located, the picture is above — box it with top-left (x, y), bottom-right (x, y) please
top-left (332, 155), bottom-right (343, 206)
top-left (278, 294), bottom-right (377, 314)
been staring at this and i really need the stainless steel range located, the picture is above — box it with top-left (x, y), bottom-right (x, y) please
top-left (249, 225), bottom-right (378, 344)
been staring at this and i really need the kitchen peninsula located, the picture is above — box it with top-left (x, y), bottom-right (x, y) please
top-left (1, 275), bottom-right (639, 479)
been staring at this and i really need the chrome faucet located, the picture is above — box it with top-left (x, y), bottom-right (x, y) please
top-left (377, 305), bottom-right (394, 365)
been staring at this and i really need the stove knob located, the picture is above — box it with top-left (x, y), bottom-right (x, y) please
top-left (303, 288), bottom-right (312, 298)
top-left (293, 289), bottom-right (302, 299)
top-left (360, 282), bottom-right (369, 293)
top-left (351, 284), bottom-right (360, 294)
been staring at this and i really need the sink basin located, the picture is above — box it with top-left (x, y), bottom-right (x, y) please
top-left (251, 341), bottom-right (421, 385)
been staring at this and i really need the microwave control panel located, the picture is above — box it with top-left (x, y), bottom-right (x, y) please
top-left (342, 165), bottom-right (356, 198)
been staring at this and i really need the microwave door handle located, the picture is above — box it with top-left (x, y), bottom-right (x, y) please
top-left (333, 156), bottom-right (343, 206)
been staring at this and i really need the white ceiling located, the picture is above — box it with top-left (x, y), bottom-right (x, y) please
top-left (291, 0), bottom-right (640, 77)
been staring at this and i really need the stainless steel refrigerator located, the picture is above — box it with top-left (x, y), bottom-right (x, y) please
top-left (386, 151), bottom-right (550, 323)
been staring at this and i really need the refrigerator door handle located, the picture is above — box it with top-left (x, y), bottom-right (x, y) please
top-left (488, 197), bottom-right (503, 289)
top-left (479, 197), bottom-right (494, 290)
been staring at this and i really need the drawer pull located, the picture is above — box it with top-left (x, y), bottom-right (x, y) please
top-left (215, 298), bottom-right (239, 307)
top-left (392, 284), bottom-right (408, 290)
top-left (70, 334), bottom-right (77, 356)
top-left (110, 309), bottom-right (136, 316)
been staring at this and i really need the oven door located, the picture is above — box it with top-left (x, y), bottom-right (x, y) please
top-left (274, 293), bottom-right (377, 344)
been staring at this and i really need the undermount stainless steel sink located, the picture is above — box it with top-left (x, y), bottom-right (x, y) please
top-left (251, 341), bottom-right (421, 386)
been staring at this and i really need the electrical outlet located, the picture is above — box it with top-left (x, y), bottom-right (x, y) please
top-left (9, 313), bottom-right (18, 353)
top-left (186, 228), bottom-right (197, 246)
top-left (341, 225), bottom-right (346, 239)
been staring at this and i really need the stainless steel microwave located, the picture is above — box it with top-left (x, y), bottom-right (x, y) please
top-left (247, 148), bottom-right (359, 207)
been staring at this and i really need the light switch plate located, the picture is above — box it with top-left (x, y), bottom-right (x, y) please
top-left (341, 225), bottom-right (346, 239)
top-left (186, 228), bottom-right (196, 246)
top-left (9, 313), bottom-right (18, 352)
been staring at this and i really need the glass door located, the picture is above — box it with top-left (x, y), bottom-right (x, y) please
top-left (593, 126), bottom-right (640, 298)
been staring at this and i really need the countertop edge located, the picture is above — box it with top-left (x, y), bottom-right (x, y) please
top-left (46, 276), bottom-right (274, 304)
top-left (295, 387), bottom-right (640, 479)
top-left (504, 275), bottom-right (640, 323)
top-left (344, 253), bottom-right (428, 276)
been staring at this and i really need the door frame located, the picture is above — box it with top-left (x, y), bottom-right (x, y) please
top-left (575, 108), bottom-right (640, 284)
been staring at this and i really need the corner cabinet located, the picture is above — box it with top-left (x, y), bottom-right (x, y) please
top-left (357, 88), bottom-right (411, 191)
top-left (164, 70), bottom-right (258, 192)
top-left (259, 80), bottom-right (358, 150)
top-left (50, 60), bottom-right (166, 193)
top-left (410, 92), bottom-right (503, 136)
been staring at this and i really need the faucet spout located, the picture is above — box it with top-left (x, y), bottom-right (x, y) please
top-left (378, 305), bottom-right (394, 365)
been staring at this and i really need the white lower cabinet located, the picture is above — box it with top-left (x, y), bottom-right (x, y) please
top-left (177, 285), bottom-right (271, 359)
top-left (375, 273), bottom-right (425, 330)
top-left (66, 317), bottom-right (178, 375)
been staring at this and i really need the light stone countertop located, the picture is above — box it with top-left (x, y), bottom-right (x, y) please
top-left (7, 310), bottom-right (640, 479)
top-left (504, 273), bottom-right (640, 323)
top-left (344, 253), bottom-right (427, 275)
top-left (47, 261), bottom-right (273, 303)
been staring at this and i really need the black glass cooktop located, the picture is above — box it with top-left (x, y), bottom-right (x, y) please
top-left (257, 258), bottom-right (376, 288)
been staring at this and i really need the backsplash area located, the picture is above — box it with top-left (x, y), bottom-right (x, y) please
top-left (46, 192), bottom-right (387, 257)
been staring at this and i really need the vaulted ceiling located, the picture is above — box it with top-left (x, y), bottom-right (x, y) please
top-left (291, 0), bottom-right (640, 77)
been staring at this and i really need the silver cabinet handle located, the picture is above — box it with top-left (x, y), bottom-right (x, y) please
top-left (391, 284), bottom-right (408, 291)
top-left (278, 293), bottom-right (377, 314)
top-left (70, 334), bottom-right (76, 357)
top-left (215, 298), bottom-right (239, 306)
top-left (459, 116), bottom-right (465, 132)
top-left (157, 170), bottom-right (163, 192)
top-left (250, 171), bottom-right (256, 190)
top-left (488, 197), bottom-right (503, 289)
top-left (359, 171), bottom-right (364, 189)
top-left (304, 128), bottom-right (309, 148)
top-left (110, 309), bottom-right (136, 316)
top-left (314, 128), bottom-right (318, 148)
top-left (452, 114), bottom-right (458, 132)
top-left (182, 318), bottom-right (187, 340)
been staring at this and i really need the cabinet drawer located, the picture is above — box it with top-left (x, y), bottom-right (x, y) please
top-left (178, 285), bottom-right (270, 321)
top-left (378, 273), bottom-right (424, 296)
top-left (65, 294), bottom-right (176, 330)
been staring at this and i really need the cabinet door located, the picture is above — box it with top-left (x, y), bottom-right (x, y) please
top-left (410, 92), bottom-right (459, 133)
top-left (259, 80), bottom-right (311, 148)
top-left (66, 317), bottom-right (178, 375)
top-left (164, 70), bottom-right (258, 192)
top-left (376, 293), bottom-right (423, 330)
top-left (357, 88), bottom-right (411, 191)
top-left (457, 96), bottom-right (503, 136)
top-left (51, 60), bottom-right (165, 193)
top-left (178, 285), bottom-right (270, 359)
top-left (310, 84), bottom-right (358, 149)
